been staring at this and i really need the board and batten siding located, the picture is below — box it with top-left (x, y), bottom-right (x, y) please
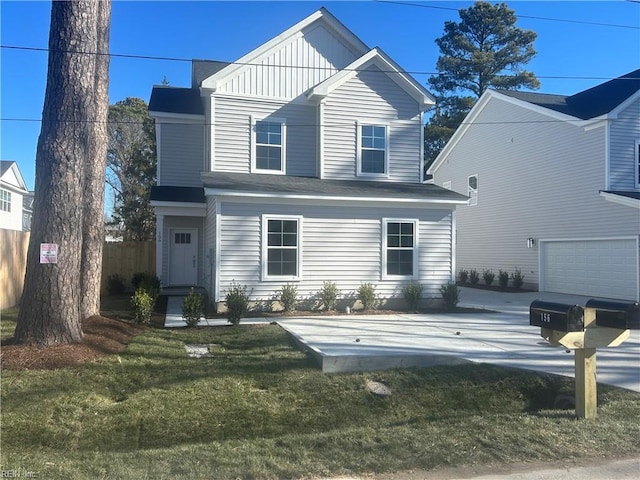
top-left (158, 122), bottom-right (205, 187)
top-left (609, 96), bottom-right (640, 190)
top-left (212, 96), bottom-right (317, 177)
top-left (432, 95), bottom-right (640, 286)
top-left (216, 23), bottom-right (358, 99)
top-left (323, 64), bottom-right (422, 182)
top-left (212, 198), bottom-right (453, 302)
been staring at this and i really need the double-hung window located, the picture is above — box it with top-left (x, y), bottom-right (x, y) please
top-left (383, 219), bottom-right (418, 278)
top-left (262, 215), bottom-right (301, 280)
top-left (635, 140), bottom-right (640, 188)
top-left (253, 118), bottom-right (285, 173)
top-left (0, 189), bottom-right (11, 212)
top-left (358, 124), bottom-right (388, 176)
top-left (468, 174), bottom-right (478, 206)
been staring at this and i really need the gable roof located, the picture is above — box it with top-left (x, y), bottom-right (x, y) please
top-left (199, 7), bottom-right (369, 90)
top-left (498, 69), bottom-right (640, 120)
top-left (306, 47), bottom-right (435, 110)
top-left (0, 160), bottom-right (28, 192)
top-left (201, 172), bottom-right (468, 205)
top-left (192, 60), bottom-right (231, 88)
top-left (148, 86), bottom-right (204, 116)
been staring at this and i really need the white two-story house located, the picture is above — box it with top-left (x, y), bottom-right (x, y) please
top-left (149, 8), bottom-right (468, 309)
top-left (0, 161), bottom-right (32, 232)
top-left (429, 70), bottom-right (640, 301)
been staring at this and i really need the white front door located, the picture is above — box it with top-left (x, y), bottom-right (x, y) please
top-left (169, 229), bottom-right (198, 285)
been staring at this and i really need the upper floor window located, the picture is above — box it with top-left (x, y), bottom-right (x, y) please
top-left (635, 140), bottom-right (639, 188)
top-left (253, 118), bottom-right (285, 174)
top-left (0, 189), bottom-right (11, 212)
top-left (468, 174), bottom-right (478, 206)
top-left (382, 219), bottom-right (418, 279)
top-left (262, 215), bottom-right (302, 280)
top-left (358, 124), bottom-right (388, 177)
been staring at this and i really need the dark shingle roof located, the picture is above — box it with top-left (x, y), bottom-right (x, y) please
top-left (148, 87), bottom-right (204, 115)
top-left (0, 160), bottom-right (15, 176)
top-left (192, 60), bottom-right (231, 87)
top-left (201, 172), bottom-right (469, 203)
top-left (498, 69), bottom-right (640, 120)
top-left (150, 186), bottom-right (205, 203)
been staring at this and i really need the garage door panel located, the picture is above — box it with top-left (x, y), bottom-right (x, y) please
top-left (542, 239), bottom-right (638, 301)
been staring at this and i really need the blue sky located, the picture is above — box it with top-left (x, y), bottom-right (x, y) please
top-left (1, 1), bottom-right (639, 191)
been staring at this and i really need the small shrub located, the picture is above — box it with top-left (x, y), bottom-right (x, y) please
top-left (182, 288), bottom-right (205, 327)
top-left (498, 270), bottom-right (510, 289)
top-left (131, 272), bottom-right (161, 299)
top-left (440, 283), bottom-right (460, 310)
top-left (358, 283), bottom-right (377, 310)
top-left (469, 269), bottom-right (479, 285)
top-left (106, 273), bottom-right (126, 295)
top-left (511, 267), bottom-right (525, 290)
top-left (225, 281), bottom-right (249, 325)
top-left (279, 283), bottom-right (298, 312)
top-left (131, 287), bottom-right (154, 324)
top-left (403, 282), bottom-right (423, 311)
top-left (318, 281), bottom-right (339, 311)
top-left (482, 270), bottom-right (495, 286)
top-left (458, 269), bottom-right (469, 284)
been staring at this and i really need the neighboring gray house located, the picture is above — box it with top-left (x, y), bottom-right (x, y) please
top-left (0, 161), bottom-right (32, 232)
top-left (428, 70), bottom-right (640, 301)
top-left (148, 8), bottom-right (468, 309)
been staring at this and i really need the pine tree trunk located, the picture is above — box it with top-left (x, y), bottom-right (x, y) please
top-left (81, 1), bottom-right (111, 318)
top-left (15, 0), bottom-right (111, 346)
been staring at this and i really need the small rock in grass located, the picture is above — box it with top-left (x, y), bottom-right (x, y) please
top-left (366, 380), bottom-right (392, 397)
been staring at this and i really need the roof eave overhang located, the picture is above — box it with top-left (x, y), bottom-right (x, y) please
top-left (204, 188), bottom-right (468, 206)
top-left (148, 111), bottom-right (205, 121)
top-left (600, 191), bottom-right (640, 209)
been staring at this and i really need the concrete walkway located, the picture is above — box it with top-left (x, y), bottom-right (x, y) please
top-left (163, 288), bottom-right (640, 392)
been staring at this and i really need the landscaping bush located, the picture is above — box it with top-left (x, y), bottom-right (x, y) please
top-left (482, 270), bottom-right (495, 286)
top-left (279, 283), bottom-right (298, 312)
top-left (318, 281), bottom-right (339, 311)
top-left (182, 288), bottom-right (205, 327)
top-left (498, 270), bottom-right (510, 289)
top-left (358, 282), bottom-right (377, 310)
top-left (131, 287), bottom-right (154, 324)
top-left (106, 273), bottom-right (126, 295)
top-left (458, 269), bottom-right (469, 284)
top-left (469, 269), bottom-right (479, 285)
top-left (131, 272), bottom-right (161, 299)
top-left (440, 283), bottom-right (460, 310)
top-left (225, 281), bottom-right (249, 325)
top-left (402, 282), bottom-right (423, 311)
top-left (511, 268), bottom-right (525, 290)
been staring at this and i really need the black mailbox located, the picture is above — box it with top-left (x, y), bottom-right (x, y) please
top-left (585, 299), bottom-right (640, 330)
top-left (530, 300), bottom-right (584, 332)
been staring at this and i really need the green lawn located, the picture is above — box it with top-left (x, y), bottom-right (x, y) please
top-left (1, 306), bottom-right (640, 479)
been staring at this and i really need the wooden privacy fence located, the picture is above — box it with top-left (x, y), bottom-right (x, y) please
top-left (0, 231), bottom-right (155, 308)
top-left (1, 229), bottom-right (30, 310)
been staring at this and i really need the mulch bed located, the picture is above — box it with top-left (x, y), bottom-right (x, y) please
top-left (0, 316), bottom-right (143, 371)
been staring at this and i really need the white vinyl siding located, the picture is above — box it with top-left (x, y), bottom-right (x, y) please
top-left (214, 24), bottom-right (358, 99)
top-left (214, 198), bottom-right (453, 302)
top-left (432, 95), bottom-right (640, 299)
top-left (323, 64), bottom-right (421, 182)
top-left (158, 122), bottom-right (205, 186)
top-left (609, 97), bottom-right (640, 191)
top-left (213, 96), bottom-right (316, 177)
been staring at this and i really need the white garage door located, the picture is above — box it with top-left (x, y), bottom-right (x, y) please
top-left (541, 238), bottom-right (638, 301)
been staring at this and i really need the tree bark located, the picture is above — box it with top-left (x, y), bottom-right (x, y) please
top-left (81, 1), bottom-right (111, 318)
top-left (15, 0), bottom-right (111, 345)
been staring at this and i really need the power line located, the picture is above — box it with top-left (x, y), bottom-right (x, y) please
top-left (372, 0), bottom-right (640, 30)
top-left (0, 45), bottom-right (632, 82)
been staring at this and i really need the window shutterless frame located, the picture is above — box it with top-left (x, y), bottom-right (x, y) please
top-left (261, 215), bottom-right (302, 281)
top-left (381, 218), bottom-right (419, 280)
top-left (0, 189), bottom-right (11, 212)
top-left (356, 122), bottom-right (389, 177)
top-left (251, 116), bottom-right (286, 174)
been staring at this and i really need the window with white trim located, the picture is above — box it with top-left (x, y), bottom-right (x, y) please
top-left (468, 174), bottom-right (478, 206)
top-left (262, 216), bottom-right (301, 280)
top-left (0, 189), bottom-right (11, 212)
top-left (383, 219), bottom-right (418, 278)
top-left (253, 119), bottom-right (285, 173)
top-left (358, 124), bottom-right (388, 176)
top-left (635, 140), bottom-right (640, 188)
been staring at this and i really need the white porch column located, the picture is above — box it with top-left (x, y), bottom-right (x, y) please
top-left (155, 214), bottom-right (164, 283)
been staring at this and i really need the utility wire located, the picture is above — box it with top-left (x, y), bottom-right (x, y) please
top-left (1, 45), bottom-right (634, 82)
